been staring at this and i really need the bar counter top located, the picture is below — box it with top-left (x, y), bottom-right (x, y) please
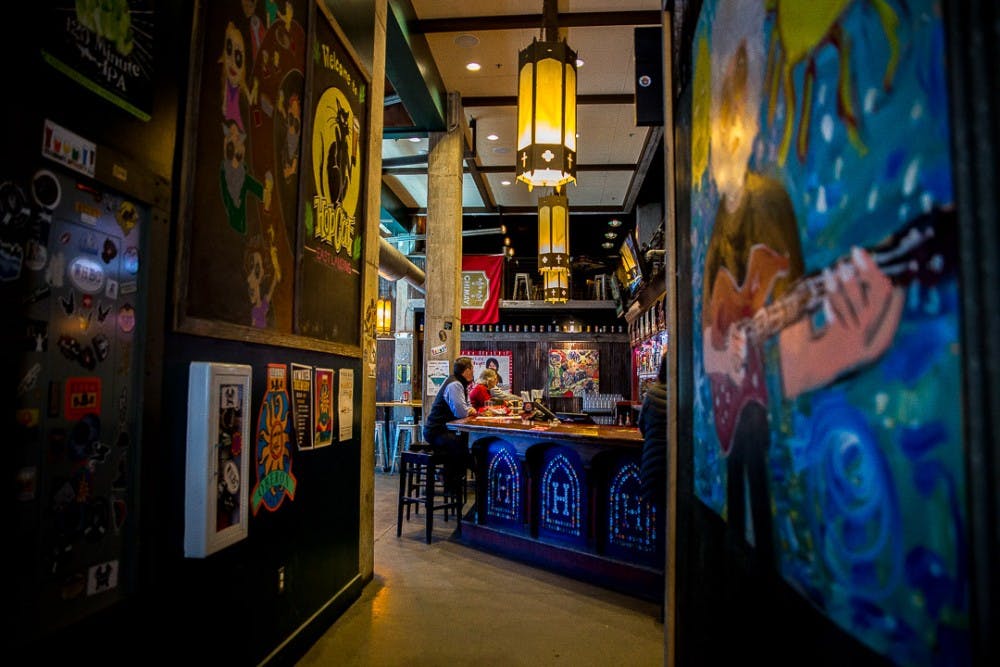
top-left (447, 416), bottom-right (642, 446)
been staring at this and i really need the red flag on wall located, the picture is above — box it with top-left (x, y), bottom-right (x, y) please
top-left (460, 255), bottom-right (504, 325)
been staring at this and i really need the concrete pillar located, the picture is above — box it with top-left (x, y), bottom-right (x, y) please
top-left (357, 0), bottom-right (387, 580)
top-left (422, 93), bottom-right (464, 417)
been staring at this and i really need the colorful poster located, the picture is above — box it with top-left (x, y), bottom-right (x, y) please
top-left (251, 363), bottom-right (297, 514)
top-left (689, 1), bottom-right (967, 663)
top-left (461, 350), bottom-right (513, 391)
top-left (295, 6), bottom-right (368, 345)
top-left (460, 255), bottom-right (505, 325)
top-left (41, 1), bottom-right (155, 121)
top-left (337, 368), bottom-right (353, 442)
top-left (313, 367), bottom-right (334, 449)
top-left (290, 363), bottom-right (313, 450)
top-left (547, 348), bottom-right (599, 397)
top-left (425, 360), bottom-right (450, 400)
top-left (216, 380), bottom-right (245, 531)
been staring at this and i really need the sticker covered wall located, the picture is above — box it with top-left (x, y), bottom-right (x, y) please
top-left (688, 1), bottom-right (968, 663)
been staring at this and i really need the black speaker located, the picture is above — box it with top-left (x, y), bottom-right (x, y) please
top-left (634, 26), bottom-right (663, 126)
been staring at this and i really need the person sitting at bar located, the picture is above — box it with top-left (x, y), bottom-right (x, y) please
top-left (469, 368), bottom-right (519, 413)
top-left (423, 356), bottom-right (476, 490)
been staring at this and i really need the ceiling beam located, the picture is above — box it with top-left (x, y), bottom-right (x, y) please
top-left (412, 11), bottom-right (662, 33)
top-left (382, 163), bottom-right (636, 176)
top-left (622, 126), bottom-right (664, 213)
top-left (463, 94), bottom-right (633, 108)
top-left (385, 0), bottom-right (447, 131)
top-left (464, 118), bottom-right (496, 209)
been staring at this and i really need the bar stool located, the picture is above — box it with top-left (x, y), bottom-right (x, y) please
top-left (374, 421), bottom-right (388, 472)
top-left (390, 422), bottom-right (421, 474)
top-left (593, 273), bottom-right (610, 300)
top-left (396, 450), bottom-right (463, 543)
top-left (512, 273), bottom-right (532, 300)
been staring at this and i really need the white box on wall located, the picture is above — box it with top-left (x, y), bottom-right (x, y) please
top-left (184, 362), bottom-right (253, 558)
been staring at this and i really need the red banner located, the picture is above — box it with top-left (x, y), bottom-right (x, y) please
top-left (460, 255), bottom-right (504, 325)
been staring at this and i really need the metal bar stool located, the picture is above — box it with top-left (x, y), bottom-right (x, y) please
top-left (374, 421), bottom-right (388, 472)
top-left (396, 450), bottom-right (463, 543)
top-left (512, 272), bottom-right (532, 300)
top-left (390, 422), bottom-right (421, 474)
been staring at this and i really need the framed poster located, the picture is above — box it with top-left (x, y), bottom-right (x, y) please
top-left (547, 347), bottom-right (599, 397)
top-left (460, 350), bottom-right (513, 390)
top-left (294, 2), bottom-right (371, 348)
top-left (184, 362), bottom-right (252, 558)
top-left (173, 0), bottom-right (367, 357)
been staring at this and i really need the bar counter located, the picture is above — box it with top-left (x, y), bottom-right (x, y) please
top-left (447, 416), bottom-right (663, 602)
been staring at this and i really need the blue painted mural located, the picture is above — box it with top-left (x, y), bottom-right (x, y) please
top-left (689, 1), bottom-right (968, 664)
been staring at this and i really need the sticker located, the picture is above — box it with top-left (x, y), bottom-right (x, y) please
top-left (16, 466), bottom-right (37, 501)
top-left (23, 284), bottom-right (51, 305)
top-left (42, 119), bottom-right (97, 178)
top-left (16, 408), bottom-right (39, 428)
top-left (118, 304), bottom-right (135, 333)
top-left (68, 255), bottom-right (105, 293)
top-left (31, 170), bottom-right (62, 209)
top-left (120, 280), bottom-right (137, 294)
top-left (0, 180), bottom-right (30, 228)
top-left (65, 376), bottom-right (101, 419)
top-left (18, 363), bottom-right (41, 395)
top-left (438, 329), bottom-right (447, 342)
top-left (25, 320), bottom-right (48, 352)
top-left (59, 232), bottom-right (71, 244)
top-left (97, 302), bottom-right (111, 322)
top-left (101, 238), bottom-right (118, 263)
top-left (122, 246), bottom-right (138, 274)
top-left (60, 290), bottom-right (75, 315)
top-left (223, 459), bottom-right (240, 494)
top-left (86, 560), bottom-right (118, 596)
top-left (47, 251), bottom-right (65, 286)
top-left (105, 279), bottom-right (118, 299)
top-left (92, 333), bottom-right (110, 362)
top-left (82, 293), bottom-right (93, 309)
top-left (313, 368), bottom-right (334, 449)
top-left (0, 240), bottom-right (23, 281)
top-left (430, 342), bottom-right (447, 357)
top-left (78, 232), bottom-right (100, 254)
top-left (116, 201), bottom-right (138, 236)
top-left (24, 239), bottom-right (48, 271)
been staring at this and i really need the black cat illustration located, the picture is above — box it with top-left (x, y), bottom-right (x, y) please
top-left (324, 99), bottom-right (355, 209)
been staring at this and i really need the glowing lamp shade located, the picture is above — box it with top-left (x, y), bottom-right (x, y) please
top-left (537, 193), bottom-right (570, 303)
top-left (376, 297), bottom-right (392, 336)
top-left (516, 39), bottom-right (577, 190)
top-left (542, 270), bottom-right (569, 303)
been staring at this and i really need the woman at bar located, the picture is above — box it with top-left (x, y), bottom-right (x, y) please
top-left (470, 368), bottom-right (519, 413)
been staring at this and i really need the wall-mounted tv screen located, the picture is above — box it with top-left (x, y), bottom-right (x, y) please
top-left (616, 231), bottom-right (644, 297)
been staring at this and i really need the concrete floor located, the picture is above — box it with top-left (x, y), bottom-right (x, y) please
top-left (298, 472), bottom-right (665, 666)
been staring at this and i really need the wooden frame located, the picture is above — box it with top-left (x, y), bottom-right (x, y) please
top-left (173, 0), bottom-right (371, 357)
top-left (184, 362), bottom-right (253, 558)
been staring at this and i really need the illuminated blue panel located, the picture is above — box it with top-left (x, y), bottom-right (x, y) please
top-left (486, 445), bottom-right (521, 522)
top-left (608, 462), bottom-right (657, 553)
top-left (540, 452), bottom-right (582, 537)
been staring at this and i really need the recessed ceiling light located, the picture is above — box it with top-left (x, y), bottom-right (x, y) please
top-left (408, 137), bottom-right (421, 143)
top-left (500, 180), bottom-right (511, 186)
top-left (604, 231), bottom-right (617, 239)
top-left (486, 133), bottom-right (499, 141)
top-left (455, 34), bottom-right (479, 48)
top-left (576, 58), bottom-right (585, 67)
top-left (466, 62), bottom-right (482, 72)
top-left (601, 242), bottom-right (614, 249)
top-left (608, 218), bottom-right (622, 227)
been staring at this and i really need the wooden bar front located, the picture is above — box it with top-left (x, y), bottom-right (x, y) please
top-left (447, 417), bottom-right (664, 602)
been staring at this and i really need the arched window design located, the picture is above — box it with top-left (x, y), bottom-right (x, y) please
top-left (608, 462), bottom-right (657, 552)
top-left (487, 446), bottom-right (521, 522)
top-left (541, 452), bottom-right (581, 536)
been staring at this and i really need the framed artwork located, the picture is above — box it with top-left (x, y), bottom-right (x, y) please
top-left (461, 350), bottom-right (514, 390)
top-left (184, 362), bottom-right (252, 558)
top-left (173, 0), bottom-right (370, 357)
top-left (547, 347), bottom-right (599, 397)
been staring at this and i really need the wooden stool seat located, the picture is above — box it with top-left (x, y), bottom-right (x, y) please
top-left (396, 450), bottom-right (463, 543)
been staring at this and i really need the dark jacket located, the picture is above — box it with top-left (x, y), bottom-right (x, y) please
top-left (423, 375), bottom-right (467, 439)
top-left (638, 380), bottom-right (667, 506)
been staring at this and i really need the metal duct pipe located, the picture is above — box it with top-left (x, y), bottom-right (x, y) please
top-left (378, 236), bottom-right (425, 292)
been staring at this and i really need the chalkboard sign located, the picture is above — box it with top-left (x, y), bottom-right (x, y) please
top-left (294, 3), bottom-right (369, 348)
top-left (41, 1), bottom-right (155, 121)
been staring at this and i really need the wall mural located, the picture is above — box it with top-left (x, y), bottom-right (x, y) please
top-left (689, 1), bottom-right (968, 664)
top-left (547, 348), bottom-right (599, 397)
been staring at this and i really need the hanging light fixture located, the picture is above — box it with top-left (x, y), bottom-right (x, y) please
top-left (537, 191), bottom-right (570, 303)
top-left (375, 297), bottom-right (393, 336)
top-left (515, 0), bottom-right (577, 191)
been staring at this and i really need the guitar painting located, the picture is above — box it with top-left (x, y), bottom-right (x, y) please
top-left (704, 206), bottom-right (956, 455)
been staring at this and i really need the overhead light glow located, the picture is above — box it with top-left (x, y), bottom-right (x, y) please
top-left (466, 62), bottom-right (482, 72)
top-left (487, 133), bottom-right (499, 141)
